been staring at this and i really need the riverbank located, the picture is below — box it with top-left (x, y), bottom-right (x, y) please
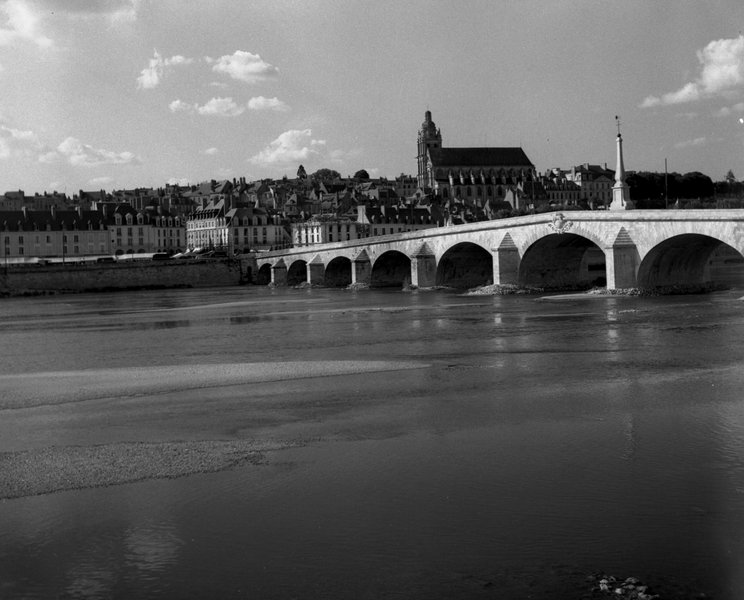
top-left (465, 282), bottom-right (728, 297)
top-left (0, 259), bottom-right (248, 296)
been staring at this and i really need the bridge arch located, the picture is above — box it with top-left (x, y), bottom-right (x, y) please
top-left (256, 263), bottom-right (271, 285)
top-left (637, 234), bottom-right (744, 291)
top-left (325, 256), bottom-right (353, 287)
top-left (287, 259), bottom-right (307, 286)
top-left (436, 242), bottom-right (493, 288)
top-left (520, 233), bottom-right (606, 290)
top-left (371, 250), bottom-right (411, 288)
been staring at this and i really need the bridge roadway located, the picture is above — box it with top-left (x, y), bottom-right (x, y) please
top-left (255, 210), bottom-right (744, 291)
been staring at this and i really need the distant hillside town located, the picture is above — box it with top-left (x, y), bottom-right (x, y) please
top-left (0, 110), bottom-right (740, 262)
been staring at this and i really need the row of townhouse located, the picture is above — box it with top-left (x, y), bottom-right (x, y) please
top-left (186, 199), bottom-right (291, 253)
top-left (291, 202), bottom-right (446, 247)
top-left (0, 205), bottom-right (186, 260)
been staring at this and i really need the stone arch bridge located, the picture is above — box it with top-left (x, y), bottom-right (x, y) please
top-left (255, 210), bottom-right (744, 291)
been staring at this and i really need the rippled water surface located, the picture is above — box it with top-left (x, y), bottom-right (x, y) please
top-left (2, 286), bottom-right (744, 598)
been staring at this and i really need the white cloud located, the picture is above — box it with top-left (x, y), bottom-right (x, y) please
top-left (196, 97), bottom-right (244, 117)
top-left (32, 0), bottom-right (141, 23)
top-left (247, 96), bottom-right (290, 112)
top-left (674, 136), bottom-right (707, 149)
top-left (38, 150), bottom-right (59, 163)
top-left (88, 176), bottom-right (113, 187)
top-left (641, 34), bottom-right (744, 107)
top-left (137, 49), bottom-right (194, 89)
top-left (203, 147), bottom-right (219, 155)
top-left (56, 137), bottom-right (142, 167)
top-left (170, 97), bottom-right (245, 117)
top-left (715, 102), bottom-right (744, 117)
top-left (0, 123), bottom-right (50, 159)
top-left (0, 0), bottom-right (52, 48)
top-left (168, 99), bottom-right (194, 113)
top-left (249, 129), bottom-right (326, 166)
top-left (210, 50), bottom-right (278, 83)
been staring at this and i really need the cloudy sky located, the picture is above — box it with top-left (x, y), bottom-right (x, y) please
top-left (2, 0), bottom-right (744, 194)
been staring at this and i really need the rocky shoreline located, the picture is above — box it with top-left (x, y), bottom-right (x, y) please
top-left (464, 282), bottom-right (728, 297)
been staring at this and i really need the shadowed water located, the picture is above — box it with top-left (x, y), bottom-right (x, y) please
top-left (1, 286), bottom-right (744, 598)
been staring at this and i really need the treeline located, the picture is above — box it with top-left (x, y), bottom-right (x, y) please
top-left (627, 171), bottom-right (715, 208)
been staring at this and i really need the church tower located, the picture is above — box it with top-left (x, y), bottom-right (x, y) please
top-left (417, 110), bottom-right (442, 188)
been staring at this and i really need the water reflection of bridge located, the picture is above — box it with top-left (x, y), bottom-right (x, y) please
top-left (255, 210), bottom-right (744, 291)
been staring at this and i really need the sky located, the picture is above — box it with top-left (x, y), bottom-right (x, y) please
top-left (2, 0), bottom-right (744, 195)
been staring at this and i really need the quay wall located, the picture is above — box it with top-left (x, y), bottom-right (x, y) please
top-left (0, 259), bottom-right (250, 296)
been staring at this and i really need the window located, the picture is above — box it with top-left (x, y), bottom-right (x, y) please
top-left (18, 236), bottom-right (23, 245)
top-left (46, 235), bottom-right (51, 243)
top-left (18, 247), bottom-right (23, 255)
top-left (73, 235), bottom-right (79, 243)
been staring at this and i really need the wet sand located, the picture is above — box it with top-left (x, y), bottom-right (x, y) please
top-left (0, 439), bottom-right (292, 500)
top-left (0, 360), bottom-right (427, 410)
top-left (0, 359), bottom-right (428, 500)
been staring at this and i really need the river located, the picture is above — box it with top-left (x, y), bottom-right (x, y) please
top-left (1, 285), bottom-right (744, 599)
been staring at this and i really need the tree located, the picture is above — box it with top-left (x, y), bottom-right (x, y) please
top-left (297, 165), bottom-right (307, 179)
top-left (353, 169), bottom-right (370, 180)
top-left (311, 168), bottom-right (341, 181)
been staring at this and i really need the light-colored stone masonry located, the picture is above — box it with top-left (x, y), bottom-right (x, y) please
top-left (257, 210), bottom-right (744, 290)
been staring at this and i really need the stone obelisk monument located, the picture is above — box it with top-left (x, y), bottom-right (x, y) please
top-left (609, 116), bottom-right (634, 210)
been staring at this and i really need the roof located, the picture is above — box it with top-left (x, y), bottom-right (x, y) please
top-left (429, 147), bottom-right (534, 168)
top-left (0, 209), bottom-right (107, 231)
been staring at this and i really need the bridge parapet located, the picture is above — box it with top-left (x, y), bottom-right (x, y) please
top-left (256, 210), bottom-right (744, 291)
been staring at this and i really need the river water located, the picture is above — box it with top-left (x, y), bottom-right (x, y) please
top-left (2, 285), bottom-right (744, 599)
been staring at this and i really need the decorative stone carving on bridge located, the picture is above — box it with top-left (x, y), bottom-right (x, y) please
top-left (548, 212), bottom-right (573, 234)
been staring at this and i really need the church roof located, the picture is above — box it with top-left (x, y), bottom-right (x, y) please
top-left (429, 147), bottom-right (533, 168)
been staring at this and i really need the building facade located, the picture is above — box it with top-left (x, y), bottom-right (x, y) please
top-left (1, 207), bottom-right (109, 261)
top-left (187, 200), bottom-right (291, 253)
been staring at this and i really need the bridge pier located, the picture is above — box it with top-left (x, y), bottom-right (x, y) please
top-left (411, 244), bottom-right (436, 288)
top-left (271, 259), bottom-right (287, 286)
top-left (605, 228), bottom-right (639, 289)
top-left (352, 250), bottom-right (371, 286)
top-left (307, 256), bottom-right (325, 286)
top-left (492, 235), bottom-right (520, 285)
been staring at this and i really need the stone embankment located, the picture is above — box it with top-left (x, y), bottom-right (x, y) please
top-left (0, 259), bottom-right (250, 296)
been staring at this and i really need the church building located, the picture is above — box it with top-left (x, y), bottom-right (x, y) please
top-left (416, 110), bottom-right (537, 207)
